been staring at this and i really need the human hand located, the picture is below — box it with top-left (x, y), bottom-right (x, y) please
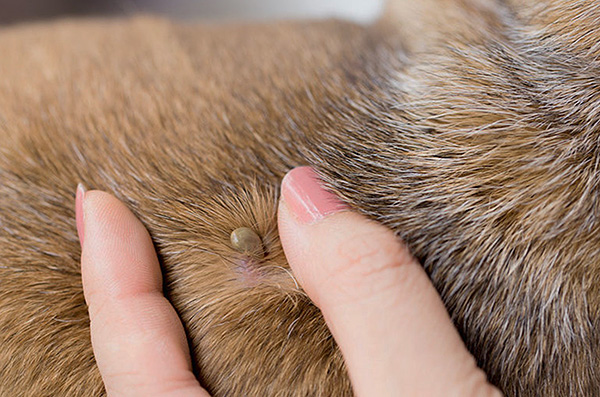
top-left (76, 184), bottom-right (210, 397)
top-left (76, 167), bottom-right (502, 396)
top-left (278, 167), bottom-right (502, 396)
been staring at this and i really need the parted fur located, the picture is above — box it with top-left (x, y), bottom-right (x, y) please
top-left (0, 0), bottom-right (599, 396)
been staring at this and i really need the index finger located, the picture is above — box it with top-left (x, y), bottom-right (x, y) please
top-left (78, 187), bottom-right (209, 397)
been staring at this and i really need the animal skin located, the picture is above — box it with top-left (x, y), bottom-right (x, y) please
top-left (1, 0), bottom-right (599, 395)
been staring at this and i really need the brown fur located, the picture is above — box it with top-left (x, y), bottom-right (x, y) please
top-left (1, 0), bottom-right (599, 395)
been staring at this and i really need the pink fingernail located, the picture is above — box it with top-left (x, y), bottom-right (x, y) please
top-left (281, 167), bottom-right (348, 224)
top-left (75, 183), bottom-right (86, 248)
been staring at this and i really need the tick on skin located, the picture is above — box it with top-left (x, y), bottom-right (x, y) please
top-left (230, 227), bottom-right (264, 259)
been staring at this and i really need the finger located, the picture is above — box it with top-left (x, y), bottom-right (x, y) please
top-left (77, 186), bottom-right (209, 397)
top-left (278, 167), bottom-right (501, 397)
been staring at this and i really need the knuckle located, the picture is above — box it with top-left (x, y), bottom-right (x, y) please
top-left (85, 292), bottom-right (109, 323)
top-left (336, 229), bottom-right (409, 275)
top-left (325, 228), bottom-right (415, 301)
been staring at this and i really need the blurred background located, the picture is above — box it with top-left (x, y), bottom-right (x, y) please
top-left (0, 0), bottom-right (384, 25)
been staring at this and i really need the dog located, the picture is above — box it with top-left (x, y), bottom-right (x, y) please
top-left (1, 0), bottom-right (599, 395)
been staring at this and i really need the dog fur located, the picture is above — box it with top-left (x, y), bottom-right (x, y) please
top-left (1, 0), bottom-right (599, 395)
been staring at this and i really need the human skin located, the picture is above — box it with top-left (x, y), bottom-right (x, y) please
top-left (77, 167), bottom-right (501, 396)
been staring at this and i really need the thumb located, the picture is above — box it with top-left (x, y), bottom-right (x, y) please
top-left (277, 167), bottom-right (501, 397)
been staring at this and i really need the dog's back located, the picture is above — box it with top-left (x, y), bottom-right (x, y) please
top-left (1, 0), bottom-right (599, 395)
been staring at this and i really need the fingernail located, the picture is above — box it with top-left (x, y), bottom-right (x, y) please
top-left (76, 183), bottom-right (86, 248)
top-left (281, 167), bottom-right (348, 224)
